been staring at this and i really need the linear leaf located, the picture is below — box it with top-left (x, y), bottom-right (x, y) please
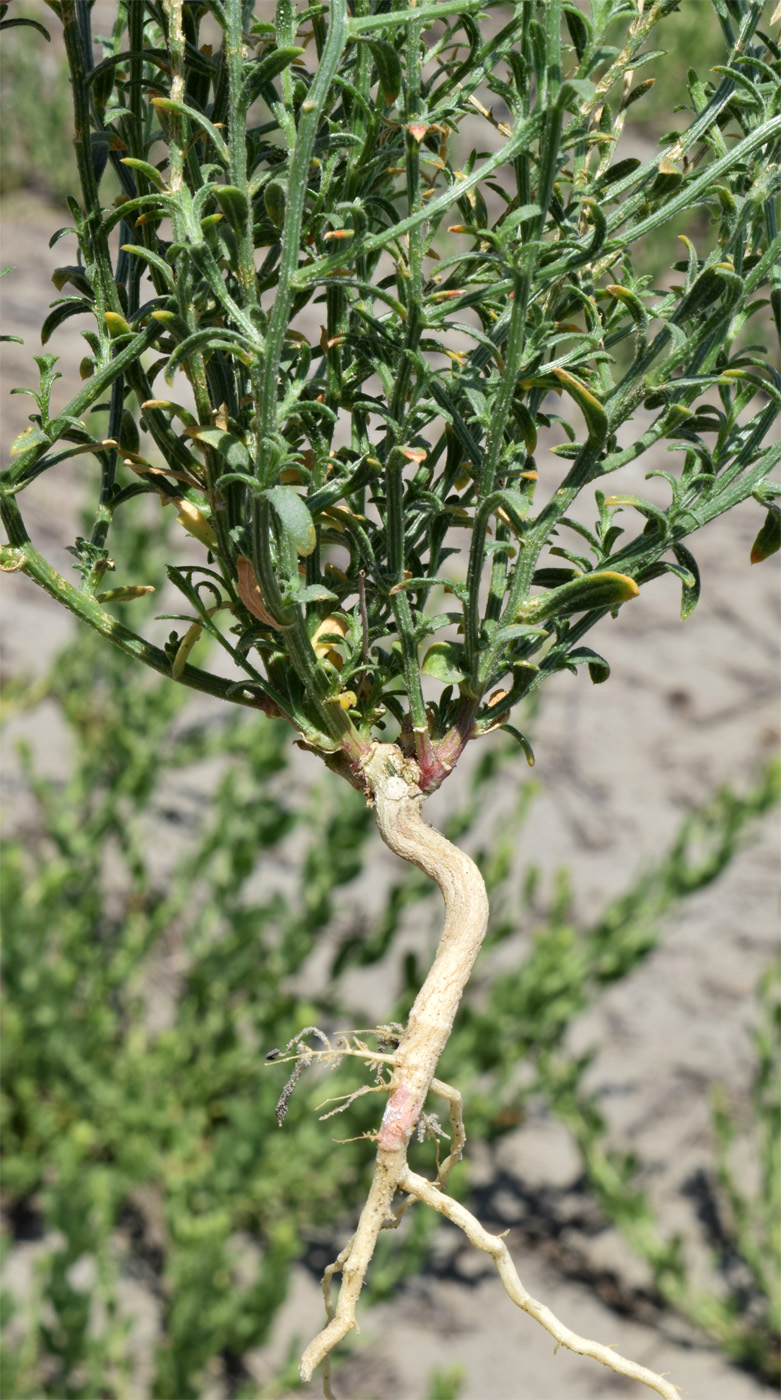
top-left (672, 542), bottom-right (701, 618)
top-left (566, 646), bottom-right (611, 684)
top-left (186, 427), bottom-right (252, 473)
top-left (150, 98), bottom-right (229, 162)
top-left (552, 368), bottom-right (608, 448)
top-left (356, 37), bottom-right (402, 104)
top-left (241, 46), bottom-right (305, 108)
top-left (516, 571), bottom-right (639, 624)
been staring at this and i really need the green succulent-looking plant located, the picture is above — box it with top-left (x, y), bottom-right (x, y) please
top-left (1, 0), bottom-right (779, 1396)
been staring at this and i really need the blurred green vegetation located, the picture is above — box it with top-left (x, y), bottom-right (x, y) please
top-left (1, 505), bottom-right (778, 1397)
top-left (0, 11), bottom-right (76, 202)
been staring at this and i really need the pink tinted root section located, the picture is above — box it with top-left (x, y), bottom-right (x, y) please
top-left (377, 1084), bottom-right (418, 1151)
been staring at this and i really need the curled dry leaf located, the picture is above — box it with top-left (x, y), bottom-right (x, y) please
top-left (236, 555), bottom-right (279, 628)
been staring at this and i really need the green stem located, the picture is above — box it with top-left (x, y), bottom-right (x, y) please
top-left (463, 276), bottom-right (529, 684)
top-left (3, 323), bottom-right (163, 491)
top-left (253, 0), bottom-right (349, 487)
top-left (348, 0), bottom-right (493, 33)
top-left (0, 527), bottom-right (280, 717)
top-left (163, 0), bottom-right (186, 192)
top-left (386, 448), bottom-right (429, 737)
top-left (225, 0), bottom-right (263, 313)
top-left (61, 0), bottom-right (117, 317)
top-left (497, 438), bottom-right (605, 657)
top-left (390, 18), bottom-right (425, 430)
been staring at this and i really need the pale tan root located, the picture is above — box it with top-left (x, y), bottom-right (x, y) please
top-left (300, 1143), bottom-right (406, 1381)
top-left (429, 1076), bottom-right (466, 1185)
top-left (299, 743), bottom-right (679, 1400)
top-left (300, 743), bottom-right (489, 1384)
top-left (400, 1166), bottom-right (681, 1400)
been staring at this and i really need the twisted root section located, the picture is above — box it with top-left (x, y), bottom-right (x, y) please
top-left (299, 742), bottom-right (679, 1400)
top-left (362, 743), bottom-right (490, 1152)
top-left (300, 742), bottom-right (488, 1384)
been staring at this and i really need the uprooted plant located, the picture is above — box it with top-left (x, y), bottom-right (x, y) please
top-left (1, 0), bottom-right (780, 1395)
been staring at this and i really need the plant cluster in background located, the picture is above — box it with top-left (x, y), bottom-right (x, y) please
top-left (0, 3), bottom-right (77, 202)
top-left (2, 517), bottom-right (779, 1399)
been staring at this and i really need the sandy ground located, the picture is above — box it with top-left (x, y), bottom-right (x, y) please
top-left (1, 168), bottom-right (779, 1400)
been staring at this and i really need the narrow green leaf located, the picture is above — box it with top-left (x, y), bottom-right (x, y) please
top-left (711, 64), bottom-right (763, 107)
top-left (40, 298), bottom-right (92, 345)
top-left (289, 583), bottom-right (339, 605)
top-left (0, 16), bottom-right (51, 38)
top-left (622, 76), bottom-right (656, 110)
top-left (241, 46), bottom-right (305, 109)
top-left (104, 312), bottom-right (132, 339)
top-left (164, 328), bottom-right (253, 382)
top-left (84, 49), bottom-right (172, 89)
top-left (604, 494), bottom-right (669, 535)
top-left (676, 266), bottom-right (741, 322)
top-left (566, 646), bottom-right (611, 684)
top-left (51, 265), bottom-right (93, 296)
top-left (516, 570), bottom-right (639, 624)
top-left (120, 244), bottom-right (176, 288)
top-left (356, 37), bottom-right (402, 104)
top-left (212, 471), bottom-right (260, 493)
top-left (564, 5), bottom-right (590, 60)
top-left (514, 401), bottom-right (537, 453)
top-left (491, 622), bottom-right (549, 648)
top-left (101, 193), bottom-right (169, 236)
top-left (558, 77), bottom-right (596, 110)
top-left (498, 204), bottom-right (542, 241)
top-left (598, 158), bottom-right (642, 188)
top-left (493, 488), bottom-right (530, 533)
top-left (95, 585), bottom-right (156, 603)
top-left (120, 157), bottom-right (165, 191)
top-left (605, 283), bottom-right (648, 328)
top-left (532, 567), bottom-right (579, 588)
top-left (264, 181), bottom-right (287, 228)
top-left (500, 724), bottom-right (535, 766)
top-left (552, 368), bottom-right (607, 448)
top-left (186, 427), bottom-right (252, 473)
top-left (672, 542), bottom-right (701, 618)
top-left (150, 98), bottom-right (229, 163)
top-left (213, 186), bottom-right (250, 233)
top-left (10, 424), bottom-right (50, 457)
top-left (390, 575), bottom-right (468, 599)
top-left (627, 48), bottom-right (666, 70)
